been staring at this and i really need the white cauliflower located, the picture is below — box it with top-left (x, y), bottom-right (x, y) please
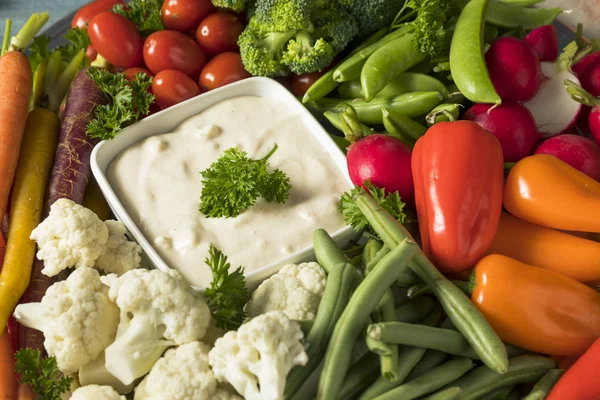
top-left (209, 311), bottom-right (308, 400)
top-left (31, 199), bottom-right (109, 277)
top-left (70, 385), bottom-right (125, 400)
top-left (245, 262), bottom-right (326, 320)
top-left (134, 342), bottom-right (242, 400)
top-left (104, 268), bottom-right (212, 385)
top-left (95, 220), bottom-right (142, 276)
top-left (13, 267), bottom-right (119, 373)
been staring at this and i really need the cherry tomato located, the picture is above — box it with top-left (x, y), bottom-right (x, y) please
top-left (71, 0), bottom-right (125, 29)
top-left (86, 44), bottom-right (98, 62)
top-left (199, 52), bottom-right (250, 91)
top-left (290, 71), bottom-right (327, 97)
top-left (144, 30), bottom-right (207, 79)
top-left (195, 12), bottom-right (244, 56)
top-left (88, 12), bottom-right (143, 68)
top-left (161, 0), bottom-right (216, 32)
top-left (122, 67), bottom-right (154, 80)
top-left (153, 70), bottom-right (202, 109)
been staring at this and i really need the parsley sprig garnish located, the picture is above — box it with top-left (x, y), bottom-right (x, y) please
top-left (86, 68), bottom-right (155, 140)
top-left (15, 349), bottom-right (72, 400)
top-left (112, 0), bottom-right (165, 36)
top-left (199, 144), bottom-right (292, 218)
top-left (204, 245), bottom-right (249, 330)
top-left (340, 180), bottom-right (407, 235)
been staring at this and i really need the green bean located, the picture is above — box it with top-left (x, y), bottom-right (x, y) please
top-left (450, 0), bottom-right (501, 104)
top-left (297, 319), bottom-right (314, 335)
top-left (396, 268), bottom-right (422, 287)
top-left (338, 72), bottom-right (451, 100)
top-left (487, 1), bottom-right (561, 29)
top-left (329, 133), bottom-right (350, 154)
top-left (302, 27), bottom-right (389, 103)
top-left (422, 387), bottom-right (462, 400)
top-left (317, 238), bottom-right (419, 400)
top-left (408, 280), bottom-right (469, 298)
top-left (373, 358), bottom-right (475, 400)
top-left (406, 351), bottom-right (449, 381)
top-left (496, 0), bottom-right (544, 5)
top-left (307, 92), bottom-right (444, 125)
top-left (338, 352), bottom-right (381, 400)
top-left (433, 62), bottom-right (451, 73)
top-left (481, 386), bottom-right (514, 399)
top-left (361, 34), bottom-right (429, 100)
top-left (523, 369), bottom-right (564, 400)
top-left (382, 107), bottom-right (427, 147)
top-left (354, 192), bottom-right (509, 374)
top-left (504, 388), bottom-right (523, 400)
top-left (333, 24), bottom-right (415, 83)
top-left (425, 103), bottom-right (461, 126)
top-left (324, 111), bottom-right (374, 138)
top-left (363, 239), bottom-right (384, 272)
top-left (313, 228), bottom-right (350, 273)
top-left (438, 355), bottom-right (557, 400)
top-left (394, 296), bottom-right (435, 323)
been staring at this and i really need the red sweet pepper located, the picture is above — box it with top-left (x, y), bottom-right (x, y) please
top-left (547, 338), bottom-right (600, 400)
top-left (412, 121), bottom-right (504, 273)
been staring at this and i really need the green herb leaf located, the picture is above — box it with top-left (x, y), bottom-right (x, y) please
top-left (56, 27), bottom-right (90, 64)
top-left (28, 34), bottom-right (50, 72)
top-left (15, 349), bottom-right (72, 400)
top-left (204, 245), bottom-right (249, 330)
top-left (340, 180), bottom-right (407, 235)
top-left (112, 0), bottom-right (165, 36)
top-left (86, 69), bottom-right (155, 140)
top-left (199, 144), bottom-right (292, 218)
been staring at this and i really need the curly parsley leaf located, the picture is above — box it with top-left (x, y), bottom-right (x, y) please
top-left (112, 0), bottom-right (165, 36)
top-left (56, 27), bottom-right (90, 64)
top-left (204, 245), bottom-right (249, 330)
top-left (28, 35), bottom-right (51, 72)
top-left (199, 144), bottom-right (292, 218)
top-left (15, 349), bottom-right (72, 400)
top-left (86, 68), bottom-right (155, 140)
top-left (340, 180), bottom-right (407, 234)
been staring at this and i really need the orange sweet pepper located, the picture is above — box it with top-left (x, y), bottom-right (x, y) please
top-left (486, 212), bottom-right (600, 282)
top-left (471, 254), bottom-right (600, 356)
top-left (504, 154), bottom-right (600, 232)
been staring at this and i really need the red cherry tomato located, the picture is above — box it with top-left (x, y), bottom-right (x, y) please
top-left (71, 0), bottom-right (124, 29)
top-left (195, 12), bottom-right (244, 56)
top-left (153, 70), bottom-right (202, 109)
top-left (161, 0), bottom-right (216, 32)
top-left (122, 67), bottom-right (154, 80)
top-left (291, 71), bottom-right (326, 96)
top-left (199, 52), bottom-right (250, 91)
top-left (144, 30), bottom-right (207, 79)
top-left (86, 44), bottom-right (98, 62)
top-left (88, 12), bottom-right (143, 68)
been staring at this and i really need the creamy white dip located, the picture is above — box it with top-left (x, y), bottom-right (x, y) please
top-left (107, 95), bottom-right (349, 287)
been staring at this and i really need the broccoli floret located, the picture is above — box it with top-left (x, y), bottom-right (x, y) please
top-left (253, 0), bottom-right (314, 31)
top-left (312, 7), bottom-right (358, 53)
top-left (282, 32), bottom-right (335, 74)
top-left (239, 21), bottom-right (298, 77)
top-left (346, 0), bottom-right (404, 37)
top-left (211, 0), bottom-right (247, 12)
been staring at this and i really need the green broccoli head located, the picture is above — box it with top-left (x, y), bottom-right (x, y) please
top-left (238, 21), bottom-right (297, 77)
top-left (312, 6), bottom-right (359, 53)
top-left (282, 32), bottom-right (336, 74)
top-left (348, 0), bottom-right (404, 37)
top-left (211, 0), bottom-right (247, 12)
top-left (253, 0), bottom-right (314, 32)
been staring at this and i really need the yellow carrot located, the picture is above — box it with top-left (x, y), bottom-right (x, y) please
top-left (82, 177), bottom-right (111, 221)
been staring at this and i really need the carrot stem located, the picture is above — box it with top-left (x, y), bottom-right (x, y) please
top-left (1, 19), bottom-right (11, 56)
top-left (10, 12), bottom-right (49, 52)
top-left (48, 49), bottom-right (85, 113)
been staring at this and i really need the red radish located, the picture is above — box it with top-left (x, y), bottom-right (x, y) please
top-left (572, 51), bottom-right (600, 77)
top-left (463, 101), bottom-right (540, 162)
top-left (534, 134), bottom-right (600, 181)
top-left (565, 79), bottom-right (600, 146)
top-left (485, 37), bottom-right (543, 102)
top-left (524, 42), bottom-right (582, 137)
top-left (524, 25), bottom-right (559, 62)
top-left (580, 60), bottom-right (600, 96)
top-left (346, 134), bottom-right (414, 203)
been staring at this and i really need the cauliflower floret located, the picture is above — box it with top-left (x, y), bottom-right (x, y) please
top-left (13, 267), bottom-right (119, 374)
top-left (104, 269), bottom-right (211, 385)
top-left (209, 311), bottom-right (308, 400)
top-left (245, 262), bottom-right (326, 320)
top-left (31, 199), bottom-right (109, 277)
top-left (134, 342), bottom-right (242, 400)
top-left (95, 220), bottom-right (142, 276)
top-left (70, 385), bottom-right (125, 400)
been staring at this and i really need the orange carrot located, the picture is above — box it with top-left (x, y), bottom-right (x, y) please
top-left (0, 329), bottom-right (18, 400)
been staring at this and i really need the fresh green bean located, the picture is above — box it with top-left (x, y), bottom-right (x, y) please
top-left (368, 243), bottom-right (421, 288)
top-left (324, 111), bottom-right (374, 138)
top-left (408, 280), bottom-right (468, 298)
top-left (302, 27), bottom-right (389, 103)
top-left (437, 355), bottom-right (557, 400)
top-left (333, 24), bottom-right (415, 83)
top-left (504, 388), bottom-right (523, 400)
top-left (523, 369), bottom-right (564, 400)
top-left (338, 352), bottom-right (381, 400)
top-left (365, 244), bottom-right (390, 274)
top-left (317, 238), bottom-right (420, 400)
top-left (422, 387), bottom-right (462, 400)
top-left (363, 239), bottom-right (383, 269)
top-left (298, 319), bottom-right (314, 335)
top-left (487, 1), bottom-right (561, 29)
top-left (354, 192), bottom-right (509, 374)
top-left (496, 0), bottom-right (543, 5)
top-left (373, 358), bottom-right (475, 400)
top-left (313, 228), bottom-right (350, 273)
top-left (361, 34), bottom-right (429, 100)
top-left (425, 103), bottom-right (461, 126)
top-left (382, 107), bottom-right (427, 147)
top-left (338, 72), bottom-right (451, 99)
top-left (481, 386), bottom-right (514, 399)
top-left (394, 296), bottom-right (435, 323)
top-left (450, 0), bottom-right (501, 104)
top-left (307, 91), bottom-right (445, 125)
top-left (406, 351), bottom-right (449, 381)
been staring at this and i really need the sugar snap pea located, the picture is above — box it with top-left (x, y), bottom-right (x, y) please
top-left (338, 72), bottom-right (451, 99)
top-left (373, 358), bottom-right (475, 400)
top-left (361, 33), bottom-right (429, 100)
top-left (450, 0), bottom-right (501, 104)
top-left (487, 1), bottom-right (561, 29)
top-left (425, 103), bottom-right (461, 126)
top-left (422, 387), bottom-right (462, 400)
top-left (382, 107), bottom-right (427, 147)
top-left (307, 91), bottom-right (444, 125)
top-left (324, 111), bottom-right (374, 138)
top-left (333, 24), bottom-right (415, 83)
top-left (523, 369), bottom-right (564, 400)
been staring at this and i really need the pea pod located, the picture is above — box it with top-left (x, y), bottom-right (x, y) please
top-left (307, 91), bottom-right (444, 125)
top-left (382, 107), bottom-right (427, 147)
top-left (425, 103), bottom-right (461, 126)
top-left (361, 34), bottom-right (429, 101)
top-left (324, 111), bottom-right (374, 138)
top-left (333, 24), bottom-right (415, 83)
top-left (450, 0), bottom-right (501, 104)
top-left (338, 72), bottom-right (450, 99)
top-left (523, 369), bottom-right (564, 400)
top-left (487, 1), bottom-right (561, 29)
